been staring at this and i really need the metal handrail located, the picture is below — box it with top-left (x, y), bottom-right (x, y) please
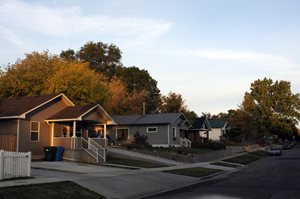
top-left (88, 138), bottom-right (106, 162)
top-left (81, 137), bottom-right (99, 162)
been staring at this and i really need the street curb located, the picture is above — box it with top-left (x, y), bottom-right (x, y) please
top-left (133, 169), bottom-right (239, 199)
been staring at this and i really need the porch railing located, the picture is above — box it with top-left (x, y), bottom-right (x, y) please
top-left (180, 137), bottom-right (192, 148)
top-left (88, 138), bottom-right (106, 162)
top-left (53, 137), bottom-right (106, 162)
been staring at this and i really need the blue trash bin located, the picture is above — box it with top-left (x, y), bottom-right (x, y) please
top-left (55, 146), bottom-right (64, 161)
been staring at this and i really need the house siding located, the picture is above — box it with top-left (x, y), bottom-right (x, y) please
top-left (0, 120), bottom-right (17, 135)
top-left (83, 110), bottom-right (106, 123)
top-left (18, 97), bottom-right (70, 155)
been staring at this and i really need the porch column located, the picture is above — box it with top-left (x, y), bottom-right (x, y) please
top-left (51, 123), bottom-right (54, 146)
top-left (72, 121), bottom-right (76, 149)
top-left (104, 124), bottom-right (107, 148)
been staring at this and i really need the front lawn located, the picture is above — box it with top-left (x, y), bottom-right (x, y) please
top-left (211, 162), bottom-right (242, 168)
top-left (163, 167), bottom-right (222, 178)
top-left (0, 181), bottom-right (103, 199)
top-left (106, 156), bottom-right (168, 168)
top-left (222, 150), bottom-right (269, 165)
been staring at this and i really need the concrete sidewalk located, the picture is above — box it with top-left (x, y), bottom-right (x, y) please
top-left (28, 160), bottom-right (237, 199)
top-left (0, 148), bottom-right (252, 199)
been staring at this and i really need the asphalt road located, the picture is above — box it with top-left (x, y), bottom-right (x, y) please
top-left (149, 145), bottom-right (300, 199)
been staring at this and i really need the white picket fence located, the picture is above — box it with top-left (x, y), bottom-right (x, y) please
top-left (0, 150), bottom-right (31, 180)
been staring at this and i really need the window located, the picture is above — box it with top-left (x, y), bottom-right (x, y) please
top-left (30, 121), bottom-right (40, 142)
top-left (116, 128), bottom-right (129, 141)
top-left (147, 127), bottom-right (157, 133)
top-left (172, 127), bottom-right (177, 138)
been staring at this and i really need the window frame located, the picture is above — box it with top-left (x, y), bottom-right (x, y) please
top-left (30, 121), bottom-right (40, 142)
top-left (147, 127), bottom-right (158, 133)
top-left (172, 127), bottom-right (177, 138)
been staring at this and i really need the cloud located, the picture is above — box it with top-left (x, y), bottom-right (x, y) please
top-left (0, 25), bottom-right (28, 49)
top-left (186, 48), bottom-right (300, 71)
top-left (0, 0), bottom-right (173, 39)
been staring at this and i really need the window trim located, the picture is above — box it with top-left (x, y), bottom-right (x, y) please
top-left (172, 127), bottom-right (177, 138)
top-left (147, 127), bottom-right (158, 133)
top-left (30, 121), bottom-right (40, 142)
top-left (116, 128), bottom-right (129, 140)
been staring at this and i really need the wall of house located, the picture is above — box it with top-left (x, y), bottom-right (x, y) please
top-left (83, 110), bottom-right (107, 124)
top-left (0, 119), bottom-right (17, 135)
top-left (209, 128), bottom-right (222, 141)
top-left (18, 97), bottom-right (70, 156)
top-left (108, 124), bottom-right (181, 147)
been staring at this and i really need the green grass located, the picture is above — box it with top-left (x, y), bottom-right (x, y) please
top-left (248, 150), bottom-right (269, 157)
top-left (223, 150), bottom-right (269, 165)
top-left (106, 156), bottom-right (168, 168)
top-left (211, 162), bottom-right (242, 168)
top-left (164, 167), bottom-right (222, 178)
top-left (0, 181), bottom-right (104, 199)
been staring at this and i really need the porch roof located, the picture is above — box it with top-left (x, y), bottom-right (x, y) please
top-left (46, 104), bottom-right (116, 124)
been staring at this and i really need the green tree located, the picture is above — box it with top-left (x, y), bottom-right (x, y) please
top-left (76, 41), bottom-right (122, 77)
top-left (160, 92), bottom-right (197, 121)
top-left (240, 78), bottom-right (300, 140)
top-left (60, 49), bottom-right (76, 61)
top-left (115, 66), bottom-right (161, 113)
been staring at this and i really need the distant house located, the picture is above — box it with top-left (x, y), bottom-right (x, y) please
top-left (0, 93), bottom-right (115, 162)
top-left (208, 119), bottom-right (228, 141)
top-left (109, 113), bottom-right (192, 147)
top-left (189, 117), bottom-right (212, 142)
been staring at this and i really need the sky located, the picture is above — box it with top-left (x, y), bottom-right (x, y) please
top-left (1, 0), bottom-right (300, 115)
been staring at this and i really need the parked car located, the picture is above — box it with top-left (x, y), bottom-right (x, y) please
top-left (267, 145), bottom-right (282, 156)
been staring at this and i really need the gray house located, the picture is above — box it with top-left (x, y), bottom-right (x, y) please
top-left (109, 113), bottom-right (192, 147)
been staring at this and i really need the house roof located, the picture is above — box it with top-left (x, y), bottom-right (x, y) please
top-left (0, 94), bottom-right (73, 119)
top-left (47, 104), bottom-right (98, 120)
top-left (209, 119), bottom-right (227, 128)
top-left (47, 104), bottom-right (116, 124)
top-left (113, 113), bottom-right (190, 126)
top-left (190, 117), bottom-right (211, 130)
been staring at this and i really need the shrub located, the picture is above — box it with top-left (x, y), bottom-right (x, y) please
top-left (192, 141), bottom-right (226, 150)
top-left (124, 132), bottom-right (151, 150)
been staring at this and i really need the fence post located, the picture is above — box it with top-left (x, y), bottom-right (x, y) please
top-left (27, 152), bottom-right (31, 177)
top-left (0, 150), bottom-right (3, 180)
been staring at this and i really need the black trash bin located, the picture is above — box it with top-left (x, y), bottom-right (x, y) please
top-left (55, 146), bottom-right (64, 161)
top-left (44, 146), bottom-right (57, 161)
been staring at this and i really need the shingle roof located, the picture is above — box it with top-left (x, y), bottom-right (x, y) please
top-left (190, 117), bottom-right (206, 129)
top-left (47, 104), bottom-right (97, 120)
top-left (0, 94), bottom-right (59, 118)
top-left (209, 119), bottom-right (227, 128)
top-left (112, 113), bottom-right (184, 125)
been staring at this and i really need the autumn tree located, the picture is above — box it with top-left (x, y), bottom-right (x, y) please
top-left (46, 61), bottom-right (109, 105)
top-left (104, 78), bottom-right (147, 115)
top-left (0, 51), bottom-right (109, 105)
top-left (0, 51), bottom-right (61, 98)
